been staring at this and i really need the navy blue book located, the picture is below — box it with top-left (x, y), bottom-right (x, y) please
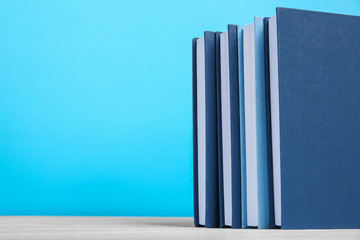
top-left (192, 38), bottom-right (199, 227)
top-left (219, 25), bottom-right (241, 229)
top-left (215, 31), bottom-right (226, 228)
top-left (228, 25), bottom-right (242, 230)
top-left (262, 17), bottom-right (275, 229)
top-left (193, 32), bottom-right (219, 228)
top-left (269, 8), bottom-right (360, 229)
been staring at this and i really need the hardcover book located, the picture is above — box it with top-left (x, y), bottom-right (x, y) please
top-left (193, 32), bottom-right (219, 228)
top-left (243, 17), bottom-right (275, 229)
top-left (220, 25), bottom-right (242, 229)
top-left (269, 8), bottom-right (360, 229)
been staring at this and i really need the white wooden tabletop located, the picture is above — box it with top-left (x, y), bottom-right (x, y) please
top-left (0, 216), bottom-right (359, 240)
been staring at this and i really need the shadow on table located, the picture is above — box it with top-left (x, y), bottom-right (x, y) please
top-left (138, 218), bottom-right (194, 228)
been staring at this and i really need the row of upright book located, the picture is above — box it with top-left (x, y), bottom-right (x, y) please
top-left (192, 7), bottom-right (360, 229)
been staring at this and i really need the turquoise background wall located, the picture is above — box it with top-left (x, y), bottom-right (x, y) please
top-left (0, 0), bottom-right (359, 216)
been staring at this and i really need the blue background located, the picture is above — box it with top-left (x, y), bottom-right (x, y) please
top-left (0, 0), bottom-right (359, 216)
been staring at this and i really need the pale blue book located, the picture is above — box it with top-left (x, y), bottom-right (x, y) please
top-left (254, 16), bottom-right (274, 229)
top-left (237, 24), bottom-right (247, 229)
top-left (243, 17), bottom-right (274, 229)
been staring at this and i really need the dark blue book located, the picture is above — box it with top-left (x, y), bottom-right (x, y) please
top-left (269, 8), bottom-right (360, 229)
top-left (262, 17), bottom-right (275, 229)
top-left (193, 32), bottom-right (219, 228)
top-left (192, 37), bottom-right (199, 227)
top-left (228, 25), bottom-right (242, 229)
top-left (219, 25), bottom-right (241, 229)
top-left (215, 31), bottom-right (226, 228)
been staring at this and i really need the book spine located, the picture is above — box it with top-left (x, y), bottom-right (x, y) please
top-left (237, 25), bottom-right (247, 228)
top-left (215, 31), bottom-right (225, 228)
top-left (263, 17), bottom-right (275, 229)
top-left (192, 37), bottom-right (200, 227)
top-left (254, 16), bottom-right (273, 229)
top-left (204, 31), bottom-right (220, 228)
top-left (228, 25), bottom-right (242, 229)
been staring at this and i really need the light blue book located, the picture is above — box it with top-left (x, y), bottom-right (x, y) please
top-left (237, 24), bottom-right (247, 228)
top-left (243, 17), bottom-right (274, 229)
top-left (254, 16), bottom-right (274, 229)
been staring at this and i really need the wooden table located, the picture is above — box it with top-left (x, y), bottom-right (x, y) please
top-left (0, 216), bottom-right (359, 239)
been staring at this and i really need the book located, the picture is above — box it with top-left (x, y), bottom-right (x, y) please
top-left (237, 24), bottom-right (247, 228)
top-left (269, 7), bottom-right (360, 229)
top-left (262, 17), bottom-right (275, 229)
top-left (216, 31), bottom-right (226, 228)
top-left (228, 24), bottom-right (242, 230)
top-left (220, 25), bottom-right (242, 229)
top-left (193, 32), bottom-right (220, 228)
top-left (192, 37), bottom-right (199, 227)
top-left (243, 17), bottom-right (275, 229)
top-left (243, 20), bottom-right (258, 228)
top-left (254, 16), bottom-right (274, 229)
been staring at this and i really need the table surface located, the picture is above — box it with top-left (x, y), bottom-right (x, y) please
top-left (0, 216), bottom-right (360, 240)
